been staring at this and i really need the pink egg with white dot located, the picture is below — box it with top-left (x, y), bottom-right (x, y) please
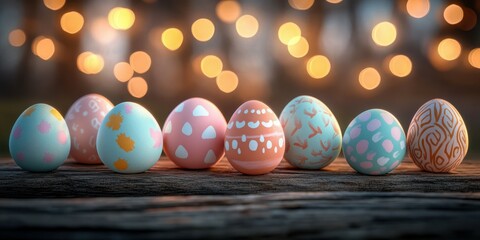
top-left (163, 98), bottom-right (227, 169)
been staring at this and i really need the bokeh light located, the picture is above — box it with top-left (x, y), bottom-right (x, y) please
top-left (128, 77), bottom-right (148, 98)
top-left (307, 55), bottom-right (331, 79)
top-left (326, 0), bottom-right (342, 3)
top-left (77, 52), bottom-right (104, 74)
top-left (389, 55), bottom-right (412, 77)
top-left (287, 36), bottom-right (309, 58)
top-left (43, 0), bottom-right (65, 11)
top-left (235, 15), bottom-right (259, 38)
top-left (191, 18), bottom-right (215, 42)
top-left (8, 29), bottom-right (26, 47)
top-left (288, 0), bottom-right (315, 10)
top-left (278, 22), bottom-right (301, 45)
top-left (201, 55), bottom-right (223, 78)
top-left (108, 7), bottom-right (135, 30)
top-left (162, 28), bottom-right (183, 51)
top-left (114, 62), bottom-right (134, 82)
top-left (216, 70), bottom-right (239, 93)
top-left (129, 51), bottom-right (151, 74)
top-left (437, 38), bottom-right (461, 61)
top-left (444, 4), bottom-right (463, 25)
top-left (359, 67), bottom-right (381, 90)
top-left (216, 0), bottom-right (241, 23)
top-left (406, 0), bottom-right (430, 19)
top-left (60, 11), bottom-right (84, 34)
top-left (33, 37), bottom-right (55, 60)
top-left (468, 48), bottom-right (480, 69)
top-left (91, 18), bottom-right (117, 44)
top-left (372, 21), bottom-right (397, 47)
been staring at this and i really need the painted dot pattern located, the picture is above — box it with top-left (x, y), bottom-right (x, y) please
top-left (342, 109), bottom-right (406, 175)
top-left (163, 98), bottom-right (227, 169)
top-left (280, 96), bottom-right (342, 169)
top-left (97, 102), bottom-right (162, 173)
top-left (9, 103), bottom-right (71, 172)
top-left (225, 100), bottom-right (285, 175)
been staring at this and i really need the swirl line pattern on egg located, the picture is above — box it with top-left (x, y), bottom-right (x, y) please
top-left (407, 99), bottom-right (468, 172)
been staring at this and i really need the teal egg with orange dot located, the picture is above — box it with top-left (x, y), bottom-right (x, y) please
top-left (96, 102), bottom-right (163, 173)
top-left (9, 103), bottom-right (71, 172)
top-left (342, 109), bottom-right (406, 175)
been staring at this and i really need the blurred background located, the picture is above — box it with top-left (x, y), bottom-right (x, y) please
top-left (0, 0), bottom-right (479, 158)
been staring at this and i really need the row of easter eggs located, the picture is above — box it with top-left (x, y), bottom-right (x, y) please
top-left (9, 94), bottom-right (469, 175)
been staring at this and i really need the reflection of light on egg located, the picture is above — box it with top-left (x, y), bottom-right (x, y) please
top-left (91, 18), bottom-right (117, 44)
top-left (372, 21), bottom-right (396, 47)
top-left (359, 67), bottom-right (381, 90)
top-left (388, 55), bottom-right (412, 77)
top-left (278, 22), bottom-right (301, 45)
top-left (33, 36), bottom-right (55, 60)
top-left (128, 77), bottom-right (148, 98)
top-left (8, 29), bottom-right (26, 47)
top-left (288, 0), bottom-right (314, 10)
top-left (162, 28), bottom-right (183, 51)
top-left (60, 11), bottom-right (84, 34)
top-left (307, 55), bottom-right (331, 79)
top-left (437, 38), bottom-right (461, 61)
top-left (201, 55), bottom-right (223, 78)
top-left (192, 18), bottom-right (215, 42)
top-left (406, 0), bottom-right (430, 19)
top-left (43, 0), bottom-right (65, 11)
top-left (444, 4), bottom-right (463, 25)
top-left (287, 36), bottom-right (309, 58)
top-left (108, 7), bottom-right (135, 30)
top-left (114, 62), bottom-right (134, 82)
top-left (216, 70), bottom-right (239, 93)
top-left (468, 48), bottom-right (480, 69)
top-left (235, 15), bottom-right (259, 38)
top-left (216, 0), bottom-right (241, 23)
top-left (129, 51), bottom-right (151, 74)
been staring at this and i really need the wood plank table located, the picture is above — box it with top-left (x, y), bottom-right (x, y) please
top-left (1, 157), bottom-right (479, 239)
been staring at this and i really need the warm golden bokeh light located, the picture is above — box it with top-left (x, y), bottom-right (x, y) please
top-left (77, 52), bottom-right (104, 74)
top-left (201, 55), bottom-right (223, 78)
top-left (33, 37), bottom-right (55, 60)
top-left (8, 29), bottom-right (26, 47)
top-left (91, 18), bottom-right (117, 44)
top-left (235, 15), bottom-right (259, 38)
top-left (191, 18), bottom-right (215, 42)
top-left (162, 28), bottom-right (183, 51)
top-left (216, 70), bottom-right (239, 93)
top-left (406, 0), bottom-right (430, 18)
top-left (437, 38), bottom-right (461, 61)
top-left (129, 51), bottom-right (152, 74)
top-left (288, 0), bottom-right (315, 10)
top-left (114, 62), bottom-right (134, 82)
top-left (128, 77), bottom-right (148, 98)
top-left (216, 0), bottom-right (241, 23)
top-left (307, 55), bottom-right (331, 79)
top-left (468, 48), bottom-right (480, 69)
top-left (372, 21), bottom-right (397, 47)
top-left (326, 0), bottom-right (342, 3)
top-left (444, 4), bottom-right (463, 25)
top-left (108, 7), bottom-right (135, 30)
top-left (60, 11), bottom-right (84, 34)
top-left (288, 36), bottom-right (309, 58)
top-left (388, 55), bottom-right (412, 77)
top-left (278, 22), bottom-right (301, 45)
top-left (359, 67), bottom-right (381, 90)
top-left (43, 0), bottom-right (65, 11)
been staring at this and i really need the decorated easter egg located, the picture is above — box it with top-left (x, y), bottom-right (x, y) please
top-left (407, 99), bottom-right (468, 172)
top-left (9, 103), bottom-right (71, 172)
top-left (279, 95), bottom-right (342, 169)
top-left (225, 100), bottom-right (285, 175)
top-left (96, 102), bottom-right (163, 173)
top-left (342, 109), bottom-right (406, 175)
top-left (65, 94), bottom-right (113, 164)
top-left (163, 98), bottom-right (227, 169)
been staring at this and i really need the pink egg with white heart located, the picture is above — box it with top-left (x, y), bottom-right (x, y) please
top-left (163, 98), bottom-right (227, 169)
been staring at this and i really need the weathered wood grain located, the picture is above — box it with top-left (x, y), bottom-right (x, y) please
top-left (1, 192), bottom-right (480, 239)
top-left (0, 157), bottom-right (479, 198)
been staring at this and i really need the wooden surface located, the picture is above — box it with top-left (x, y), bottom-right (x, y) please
top-left (1, 157), bottom-right (480, 239)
